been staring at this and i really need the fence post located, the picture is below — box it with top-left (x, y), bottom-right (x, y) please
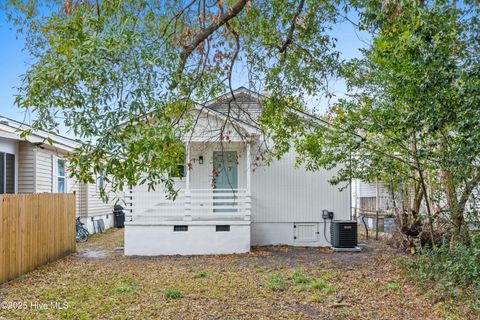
top-left (375, 210), bottom-right (379, 240)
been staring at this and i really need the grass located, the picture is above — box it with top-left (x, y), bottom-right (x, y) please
top-left (311, 279), bottom-right (335, 294)
top-left (264, 273), bottom-right (288, 292)
top-left (312, 279), bottom-right (328, 290)
top-left (291, 270), bottom-right (311, 284)
top-left (193, 270), bottom-right (210, 279)
top-left (114, 284), bottom-right (135, 293)
top-left (0, 229), bottom-right (476, 319)
top-left (293, 284), bottom-right (310, 292)
top-left (113, 279), bottom-right (138, 293)
top-left (163, 289), bottom-right (184, 299)
top-left (385, 282), bottom-right (401, 290)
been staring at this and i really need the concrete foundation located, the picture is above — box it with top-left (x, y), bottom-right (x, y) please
top-left (125, 221), bottom-right (251, 256)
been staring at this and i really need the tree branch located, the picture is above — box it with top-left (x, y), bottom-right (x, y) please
top-left (278, 0), bottom-right (306, 54)
top-left (170, 0), bottom-right (249, 89)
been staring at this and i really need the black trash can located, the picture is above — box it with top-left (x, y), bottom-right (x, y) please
top-left (113, 205), bottom-right (125, 228)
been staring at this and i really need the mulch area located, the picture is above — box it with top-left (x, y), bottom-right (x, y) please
top-left (0, 228), bottom-right (474, 319)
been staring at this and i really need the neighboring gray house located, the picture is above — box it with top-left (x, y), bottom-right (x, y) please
top-left (352, 180), bottom-right (392, 215)
top-left (0, 116), bottom-right (113, 234)
top-left (124, 88), bottom-right (352, 255)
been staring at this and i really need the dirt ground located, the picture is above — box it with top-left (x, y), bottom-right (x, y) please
top-left (0, 229), bottom-right (474, 319)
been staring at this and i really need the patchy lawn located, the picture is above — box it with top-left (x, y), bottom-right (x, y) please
top-left (0, 229), bottom-right (476, 319)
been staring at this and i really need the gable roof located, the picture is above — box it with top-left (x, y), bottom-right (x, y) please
top-left (201, 86), bottom-right (332, 129)
top-left (0, 116), bottom-right (80, 152)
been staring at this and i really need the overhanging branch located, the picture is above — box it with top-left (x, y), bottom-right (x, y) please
top-left (170, 0), bottom-right (249, 89)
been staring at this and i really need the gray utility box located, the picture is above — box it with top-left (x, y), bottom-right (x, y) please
top-left (330, 220), bottom-right (358, 248)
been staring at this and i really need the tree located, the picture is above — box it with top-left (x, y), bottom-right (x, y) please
top-left (262, 0), bottom-right (480, 242)
top-left (3, 0), bottom-right (341, 197)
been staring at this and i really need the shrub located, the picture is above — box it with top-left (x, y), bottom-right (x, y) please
top-left (164, 289), bottom-right (184, 299)
top-left (404, 234), bottom-right (480, 299)
top-left (265, 274), bottom-right (288, 292)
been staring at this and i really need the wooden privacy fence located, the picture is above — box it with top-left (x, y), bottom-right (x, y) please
top-left (0, 193), bottom-right (76, 284)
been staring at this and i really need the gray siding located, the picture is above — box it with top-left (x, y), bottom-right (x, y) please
top-left (86, 183), bottom-right (113, 217)
top-left (209, 92), bottom-right (263, 122)
top-left (35, 149), bottom-right (53, 193)
top-left (17, 141), bottom-right (35, 193)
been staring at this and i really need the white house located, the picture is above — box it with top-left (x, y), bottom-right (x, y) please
top-left (0, 116), bottom-right (113, 234)
top-left (124, 88), bottom-right (352, 255)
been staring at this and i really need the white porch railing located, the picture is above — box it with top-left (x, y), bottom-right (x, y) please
top-left (125, 188), bottom-right (251, 223)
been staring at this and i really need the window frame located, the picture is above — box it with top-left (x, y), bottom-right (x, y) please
top-left (170, 163), bottom-right (186, 179)
top-left (57, 158), bottom-right (66, 193)
top-left (97, 172), bottom-right (105, 190)
top-left (0, 152), bottom-right (15, 195)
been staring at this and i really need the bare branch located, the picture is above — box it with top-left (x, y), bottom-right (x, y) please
top-left (278, 0), bottom-right (306, 54)
top-left (170, 0), bottom-right (249, 89)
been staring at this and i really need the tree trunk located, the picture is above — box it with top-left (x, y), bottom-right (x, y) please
top-left (442, 169), bottom-right (470, 244)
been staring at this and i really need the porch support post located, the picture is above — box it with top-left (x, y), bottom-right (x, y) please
top-left (245, 140), bottom-right (251, 221)
top-left (246, 140), bottom-right (251, 193)
top-left (184, 142), bottom-right (192, 221)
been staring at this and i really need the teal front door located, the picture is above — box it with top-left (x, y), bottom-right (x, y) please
top-left (213, 151), bottom-right (238, 212)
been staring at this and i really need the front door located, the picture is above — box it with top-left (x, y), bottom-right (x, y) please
top-left (213, 151), bottom-right (238, 212)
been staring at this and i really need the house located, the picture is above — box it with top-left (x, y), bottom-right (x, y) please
top-left (352, 179), bottom-right (396, 232)
top-left (352, 180), bottom-right (393, 215)
top-left (0, 116), bottom-right (113, 234)
top-left (124, 87), bottom-right (352, 255)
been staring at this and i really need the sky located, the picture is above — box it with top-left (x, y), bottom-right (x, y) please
top-left (0, 12), bottom-right (32, 122)
top-left (0, 8), bottom-right (370, 129)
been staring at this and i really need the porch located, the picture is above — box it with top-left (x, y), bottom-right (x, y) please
top-left (124, 140), bottom-right (254, 255)
top-left (125, 140), bottom-right (253, 223)
top-left (125, 188), bottom-right (252, 223)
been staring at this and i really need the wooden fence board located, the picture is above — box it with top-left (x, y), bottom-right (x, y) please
top-left (0, 193), bottom-right (76, 284)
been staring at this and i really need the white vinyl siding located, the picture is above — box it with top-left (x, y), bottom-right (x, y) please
top-left (127, 141), bottom-right (351, 224)
top-left (251, 147), bottom-right (351, 223)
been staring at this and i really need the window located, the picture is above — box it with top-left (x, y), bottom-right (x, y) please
top-left (173, 225), bottom-right (188, 232)
top-left (57, 159), bottom-right (66, 193)
top-left (170, 149), bottom-right (186, 178)
top-left (216, 225), bottom-right (230, 232)
top-left (171, 164), bottom-right (185, 178)
top-left (97, 172), bottom-right (105, 190)
top-left (0, 152), bottom-right (15, 194)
